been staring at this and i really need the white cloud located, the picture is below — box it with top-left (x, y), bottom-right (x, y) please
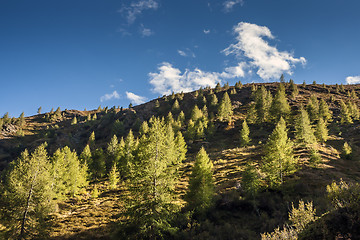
top-left (346, 76), bottom-right (360, 84)
top-left (100, 91), bottom-right (120, 102)
top-left (140, 24), bottom-right (154, 37)
top-left (177, 48), bottom-right (196, 58)
top-left (223, 0), bottom-right (244, 12)
top-left (177, 50), bottom-right (187, 57)
top-left (149, 62), bottom-right (245, 95)
top-left (203, 29), bottom-right (211, 34)
top-left (126, 91), bottom-right (147, 105)
top-left (223, 22), bottom-right (306, 80)
top-left (120, 0), bottom-right (159, 24)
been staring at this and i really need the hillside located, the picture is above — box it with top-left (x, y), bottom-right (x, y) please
top-left (1, 81), bottom-right (360, 239)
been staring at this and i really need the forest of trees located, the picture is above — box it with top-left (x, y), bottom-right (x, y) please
top-left (1, 80), bottom-right (360, 239)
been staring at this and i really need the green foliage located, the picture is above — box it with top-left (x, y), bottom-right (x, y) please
top-left (315, 117), bottom-right (328, 143)
top-left (339, 100), bottom-right (353, 124)
top-left (37, 106), bottom-right (42, 114)
top-left (217, 92), bottom-right (233, 122)
top-left (88, 131), bottom-right (95, 148)
top-left (254, 86), bottom-right (273, 123)
top-left (295, 107), bottom-right (317, 146)
top-left (235, 80), bottom-right (243, 89)
top-left (350, 89), bottom-right (358, 99)
top-left (71, 116), bottom-right (77, 125)
top-left (215, 82), bottom-right (221, 92)
top-left (171, 99), bottom-right (180, 114)
top-left (190, 105), bottom-right (203, 122)
top-left (262, 117), bottom-right (297, 186)
top-left (319, 99), bottom-right (332, 122)
top-left (113, 119), bottom-right (125, 136)
top-left (347, 100), bottom-right (360, 120)
top-left (271, 86), bottom-right (290, 121)
top-left (342, 142), bottom-right (352, 159)
top-left (89, 149), bottom-right (106, 179)
top-left (239, 119), bottom-right (251, 146)
top-left (261, 225), bottom-right (297, 240)
top-left (18, 112), bottom-right (25, 128)
top-left (289, 200), bottom-right (317, 232)
top-left (326, 179), bottom-right (360, 209)
top-left (51, 146), bottom-right (88, 197)
top-left (306, 95), bottom-right (319, 122)
top-left (246, 103), bottom-right (257, 124)
top-left (108, 164), bottom-right (120, 190)
top-left (177, 111), bottom-right (185, 125)
top-left (122, 117), bottom-right (186, 239)
top-left (1, 144), bottom-right (56, 239)
top-left (241, 164), bottom-right (262, 199)
top-left (185, 147), bottom-right (214, 216)
top-left (91, 185), bottom-right (100, 198)
top-left (261, 200), bottom-right (317, 239)
top-left (309, 149), bottom-right (322, 166)
top-left (92, 113), bottom-right (97, 120)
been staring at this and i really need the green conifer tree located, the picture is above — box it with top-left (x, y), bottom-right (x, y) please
top-left (88, 131), bottom-right (96, 149)
top-left (217, 92), bottom-right (233, 122)
top-left (18, 112), bottom-right (26, 128)
top-left (339, 99), bottom-right (353, 124)
top-left (177, 111), bottom-right (185, 125)
top-left (185, 147), bottom-right (214, 216)
top-left (295, 107), bottom-right (317, 146)
top-left (37, 106), bottom-right (42, 114)
top-left (262, 117), bottom-right (297, 186)
top-left (71, 116), bottom-right (77, 125)
top-left (51, 146), bottom-right (88, 197)
top-left (215, 82), bottom-right (221, 92)
top-left (307, 95), bottom-right (319, 122)
top-left (1, 144), bottom-right (56, 239)
top-left (122, 117), bottom-right (185, 239)
top-left (191, 105), bottom-right (203, 122)
top-left (270, 86), bottom-right (290, 121)
top-left (171, 99), bottom-right (180, 114)
top-left (254, 86), bottom-right (272, 123)
top-left (108, 163), bottom-right (120, 190)
top-left (315, 117), bottom-right (328, 143)
top-left (319, 99), bottom-right (332, 122)
top-left (240, 119), bottom-right (251, 146)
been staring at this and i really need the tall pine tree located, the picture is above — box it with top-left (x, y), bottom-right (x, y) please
top-left (217, 92), bottom-right (233, 122)
top-left (185, 147), bottom-right (214, 216)
top-left (262, 117), bottom-right (297, 186)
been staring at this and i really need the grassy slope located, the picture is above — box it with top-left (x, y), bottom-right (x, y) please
top-left (1, 82), bottom-right (360, 239)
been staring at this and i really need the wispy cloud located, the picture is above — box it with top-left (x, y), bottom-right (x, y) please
top-left (177, 48), bottom-right (196, 58)
top-left (126, 91), bottom-right (147, 105)
top-left (119, 0), bottom-right (159, 24)
top-left (223, 22), bottom-right (306, 80)
top-left (203, 29), bottom-right (211, 34)
top-left (100, 91), bottom-right (120, 102)
top-left (223, 0), bottom-right (244, 12)
top-left (139, 24), bottom-right (154, 37)
top-left (149, 62), bottom-right (245, 95)
top-left (346, 76), bottom-right (360, 84)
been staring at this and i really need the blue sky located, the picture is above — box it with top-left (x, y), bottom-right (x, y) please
top-left (1, 0), bottom-right (360, 117)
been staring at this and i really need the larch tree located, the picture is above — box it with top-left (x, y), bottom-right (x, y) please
top-left (217, 92), bottom-right (233, 122)
top-left (315, 117), bottom-right (329, 143)
top-left (121, 117), bottom-right (186, 239)
top-left (108, 163), bottom-right (120, 190)
top-left (1, 144), bottom-right (56, 239)
top-left (262, 117), bottom-right (297, 187)
top-left (51, 146), bottom-right (88, 197)
top-left (171, 99), bottom-right (180, 114)
top-left (185, 147), bottom-right (214, 216)
top-left (254, 86), bottom-right (273, 123)
top-left (306, 95), bottom-right (319, 122)
top-left (270, 86), bottom-right (290, 121)
top-left (37, 107), bottom-right (42, 114)
top-left (319, 99), bottom-right (332, 122)
top-left (295, 107), bottom-right (317, 146)
top-left (240, 119), bottom-right (251, 147)
top-left (339, 100), bottom-right (353, 124)
top-left (190, 105), bottom-right (203, 122)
